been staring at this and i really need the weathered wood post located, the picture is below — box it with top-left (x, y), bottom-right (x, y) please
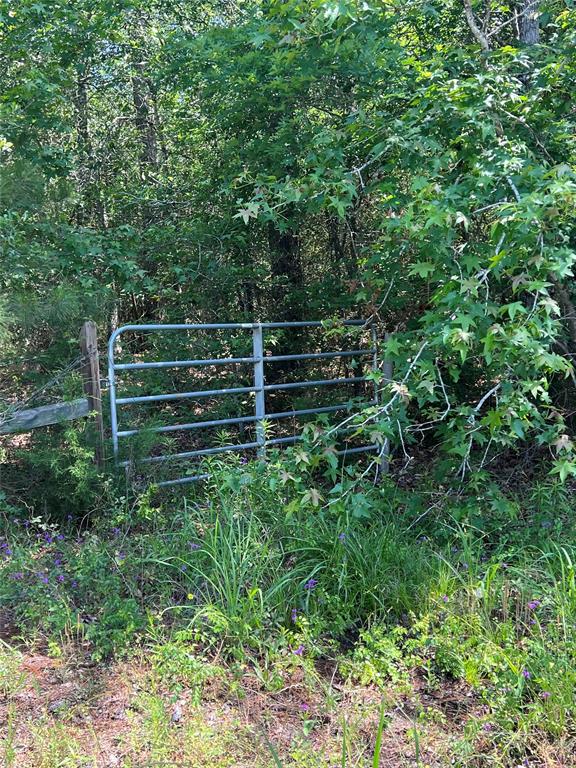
top-left (79, 321), bottom-right (105, 466)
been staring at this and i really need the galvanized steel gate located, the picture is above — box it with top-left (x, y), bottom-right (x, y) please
top-left (108, 321), bottom-right (378, 486)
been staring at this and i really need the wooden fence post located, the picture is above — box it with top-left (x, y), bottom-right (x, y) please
top-left (79, 321), bottom-right (105, 466)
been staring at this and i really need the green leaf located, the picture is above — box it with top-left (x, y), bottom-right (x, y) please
top-left (408, 262), bottom-right (435, 278)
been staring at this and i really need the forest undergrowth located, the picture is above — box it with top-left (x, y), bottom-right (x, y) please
top-left (1, 454), bottom-right (575, 767)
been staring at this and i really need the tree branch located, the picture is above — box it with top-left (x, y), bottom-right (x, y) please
top-left (462, 0), bottom-right (491, 51)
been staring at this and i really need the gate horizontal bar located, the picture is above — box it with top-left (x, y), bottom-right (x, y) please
top-left (263, 321), bottom-right (366, 328)
top-left (114, 356), bottom-right (256, 371)
top-left (261, 436), bottom-right (379, 452)
top-left (116, 401), bottom-right (375, 439)
top-left (120, 440), bottom-right (261, 466)
top-left (267, 402), bottom-right (372, 420)
top-left (157, 473), bottom-right (211, 487)
top-left (265, 349), bottom-right (373, 363)
top-left (337, 444), bottom-right (378, 456)
top-left (113, 348), bottom-right (374, 371)
top-left (117, 380), bottom-right (367, 407)
top-left (155, 445), bottom-right (377, 487)
top-left (266, 435), bottom-right (300, 446)
top-left (116, 385), bottom-right (257, 405)
top-left (110, 320), bottom-right (366, 341)
top-left (124, 439), bottom-right (377, 472)
top-left (117, 414), bottom-right (259, 438)
top-left (264, 376), bottom-right (366, 392)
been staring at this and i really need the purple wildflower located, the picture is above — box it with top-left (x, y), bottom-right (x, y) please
top-left (293, 645), bottom-right (305, 656)
top-left (117, 551), bottom-right (126, 561)
top-left (189, 542), bottom-right (201, 551)
top-left (291, 608), bottom-right (298, 623)
top-left (482, 722), bottom-right (494, 732)
top-left (299, 702), bottom-right (310, 712)
top-left (527, 600), bottom-right (541, 611)
top-left (240, 456), bottom-right (248, 465)
top-left (56, 574), bottom-right (65, 583)
top-left (522, 668), bottom-right (531, 679)
top-left (304, 578), bottom-right (318, 591)
top-left (338, 533), bottom-right (346, 542)
top-left (57, 534), bottom-right (64, 541)
top-left (71, 580), bottom-right (78, 588)
top-left (540, 691), bottom-right (551, 700)
top-left (9, 572), bottom-right (24, 580)
top-left (442, 595), bottom-right (449, 603)
top-left (39, 575), bottom-right (49, 584)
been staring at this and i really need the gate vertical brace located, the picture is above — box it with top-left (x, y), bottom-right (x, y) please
top-left (108, 333), bottom-right (119, 462)
top-left (252, 323), bottom-right (266, 458)
top-left (370, 325), bottom-right (379, 408)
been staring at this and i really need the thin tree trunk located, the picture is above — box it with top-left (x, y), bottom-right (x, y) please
top-left (462, 0), bottom-right (490, 50)
top-left (132, 62), bottom-right (158, 178)
top-left (74, 72), bottom-right (92, 225)
top-left (267, 222), bottom-right (304, 383)
top-left (147, 77), bottom-right (168, 165)
top-left (518, 0), bottom-right (540, 44)
top-left (268, 223), bottom-right (303, 322)
top-left (74, 69), bottom-right (106, 228)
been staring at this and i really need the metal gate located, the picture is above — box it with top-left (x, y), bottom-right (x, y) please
top-left (108, 321), bottom-right (378, 486)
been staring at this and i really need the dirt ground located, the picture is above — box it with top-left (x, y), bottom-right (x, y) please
top-left (1, 641), bottom-right (573, 767)
top-left (1, 643), bottom-right (474, 768)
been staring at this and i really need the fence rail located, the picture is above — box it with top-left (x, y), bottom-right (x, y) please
top-left (0, 322), bottom-right (104, 466)
top-left (0, 398), bottom-right (90, 435)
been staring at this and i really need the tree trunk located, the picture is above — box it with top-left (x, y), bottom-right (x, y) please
top-left (266, 222), bottom-right (304, 384)
top-left (268, 223), bottom-right (303, 321)
top-left (514, 2), bottom-right (576, 353)
top-left (73, 70), bottom-right (106, 228)
top-left (73, 72), bottom-right (92, 226)
top-left (132, 62), bottom-right (158, 178)
top-left (518, 0), bottom-right (540, 45)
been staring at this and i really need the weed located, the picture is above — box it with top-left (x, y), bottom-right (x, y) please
top-left (1, 469), bottom-right (576, 764)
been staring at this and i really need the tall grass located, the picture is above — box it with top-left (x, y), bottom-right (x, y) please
top-left (1, 465), bottom-right (576, 764)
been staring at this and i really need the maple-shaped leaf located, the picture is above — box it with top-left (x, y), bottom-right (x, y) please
top-left (390, 382), bottom-right (411, 402)
top-left (553, 434), bottom-right (574, 454)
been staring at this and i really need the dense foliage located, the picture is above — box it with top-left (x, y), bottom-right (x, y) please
top-left (2, 0), bottom-right (576, 486)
